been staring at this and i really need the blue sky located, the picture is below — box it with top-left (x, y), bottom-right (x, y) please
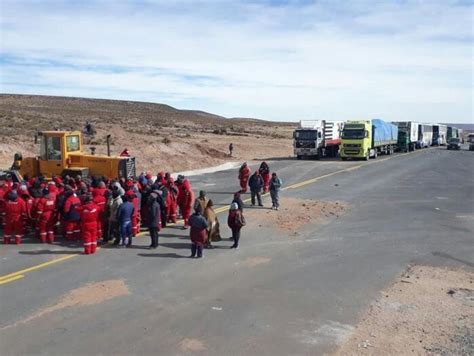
top-left (0, 0), bottom-right (472, 123)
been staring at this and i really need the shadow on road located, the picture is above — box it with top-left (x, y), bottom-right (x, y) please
top-left (19, 250), bottom-right (80, 255)
top-left (137, 253), bottom-right (187, 259)
top-left (160, 242), bottom-right (190, 250)
top-left (432, 251), bottom-right (474, 268)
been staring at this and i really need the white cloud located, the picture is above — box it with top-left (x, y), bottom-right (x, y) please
top-left (0, 0), bottom-right (472, 123)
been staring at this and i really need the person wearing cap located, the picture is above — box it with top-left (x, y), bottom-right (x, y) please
top-left (188, 204), bottom-right (208, 258)
top-left (227, 202), bottom-right (245, 249)
top-left (80, 195), bottom-right (99, 254)
top-left (63, 188), bottom-right (82, 240)
top-left (259, 161), bottom-right (271, 193)
top-left (36, 188), bottom-right (57, 243)
top-left (4, 191), bottom-right (26, 244)
top-left (248, 170), bottom-right (264, 207)
top-left (238, 162), bottom-right (250, 193)
top-left (269, 172), bottom-right (283, 211)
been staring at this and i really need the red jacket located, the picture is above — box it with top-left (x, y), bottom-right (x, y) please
top-left (80, 202), bottom-right (99, 228)
top-left (5, 199), bottom-right (26, 224)
top-left (36, 195), bottom-right (56, 220)
top-left (64, 195), bottom-right (81, 221)
top-left (239, 165), bottom-right (250, 180)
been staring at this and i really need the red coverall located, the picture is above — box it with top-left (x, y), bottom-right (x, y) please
top-left (177, 179), bottom-right (194, 227)
top-left (4, 198), bottom-right (26, 244)
top-left (36, 195), bottom-right (57, 243)
top-left (92, 190), bottom-right (106, 239)
top-left (63, 194), bottom-right (81, 239)
top-left (80, 202), bottom-right (99, 254)
top-left (238, 165), bottom-right (251, 193)
top-left (0, 186), bottom-right (6, 229)
top-left (166, 179), bottom-right (178, 223)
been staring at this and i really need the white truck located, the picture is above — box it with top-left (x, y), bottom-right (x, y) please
top-left (293, 120), bottom-right (344, 159)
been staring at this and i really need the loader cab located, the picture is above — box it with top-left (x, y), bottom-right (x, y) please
top-left (38, 131), bottom-right (82, 177)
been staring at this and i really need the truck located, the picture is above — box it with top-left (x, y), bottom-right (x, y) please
top-left (447, 126), bottom-right (459, 140)
top-left (393, 121), bottom-right (419, 152)
top-left (293, 120), bottom-right (344, 159)
top-left (432, 124), bottom-right (447, 146)
top-left (340, 119), bottom-right (398, 161)
top-left (417, 124), bottom-right (433, 148)
top-left (10, 131), bottom-right (136, 180)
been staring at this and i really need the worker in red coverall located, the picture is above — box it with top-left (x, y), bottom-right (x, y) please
top-left (0, 181), bottom-right (8, 229)
top-left (36, 188), bottom-right (57, 243)
top-left (120, 148), bottom-right (130, 157)
top-left (63, 189), bottom-right (81, 240)
top-left (238, 162), bottom-right (251, 193)
top-left (18, 185), bottom-right (34, 235)
top-left (259, 161), bottom-right (271, 193)
top-left (125, 190), bottom-right (140, 237)
top-left (80, 195), bottom-right (99, 254)
top-left (166, 175), bottom-right (178, 223)
top-left (92, 188), bottom-right (106, 240)
top-left (3, 191), bottom-right (26, 244)
top-left (176, 175), bottom-right (194, 229)
top-left (156, 172), bottom-right (166, 185)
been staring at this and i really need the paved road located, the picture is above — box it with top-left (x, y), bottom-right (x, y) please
top-left (1, 147), bottom-right (473, 355)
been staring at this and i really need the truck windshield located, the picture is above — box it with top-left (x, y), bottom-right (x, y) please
top-left (295, 130), bottom-right (317, 140)
top-left (341, 129), bottom-right (365, 139)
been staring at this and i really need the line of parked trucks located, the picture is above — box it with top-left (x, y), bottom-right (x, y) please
top-left (293, 119), bottom-right (464, 161)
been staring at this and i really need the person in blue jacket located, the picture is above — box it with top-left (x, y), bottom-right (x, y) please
top-left (116, 194), bottom-right (135, 247)
top-left (248, 170), bottom-right (264, 207)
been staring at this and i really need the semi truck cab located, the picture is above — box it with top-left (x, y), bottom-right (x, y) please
top-left (293, 128), bottom-right (322, 158)
top-left (340, 121), bottom-right (371, 160)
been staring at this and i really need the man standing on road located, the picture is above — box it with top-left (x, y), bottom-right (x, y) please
top-left (80, 195), bottom-right (99, 255)
top-left (269, 172), bottom-right (283, 210)
top-left (188, 205), bottom-right (208, 258)
top-left (248, 170), bottom-right (264, 207)
top-left (228, 203), bottom-right (245, 249)
top-left (116, 194), bottom-right (134, 247)
top-left (147, 194), bottom-right (161, 249)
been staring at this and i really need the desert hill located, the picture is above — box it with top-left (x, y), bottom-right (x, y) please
top-left (0, 94), bottom-right (295, 173)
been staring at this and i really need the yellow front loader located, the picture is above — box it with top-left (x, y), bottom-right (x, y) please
top-left (11, 131), bottom-right (136, 180)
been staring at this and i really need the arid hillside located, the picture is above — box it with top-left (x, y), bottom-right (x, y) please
top-left (0, 94), bottom-right (296, 173)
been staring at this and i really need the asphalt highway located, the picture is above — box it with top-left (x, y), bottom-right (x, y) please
top-left (1, 146), bottom-right (473, 355)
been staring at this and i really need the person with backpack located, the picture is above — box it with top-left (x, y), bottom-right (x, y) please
top-left (227, 202), bottom-right (245, 249)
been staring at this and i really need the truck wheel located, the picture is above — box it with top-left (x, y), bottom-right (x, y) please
top-left (373, 150), bottom-right (378, 159)
top-left (297, 155), bottom-right (302, 160)
top-left (341, 157), bottom-right (348, 161)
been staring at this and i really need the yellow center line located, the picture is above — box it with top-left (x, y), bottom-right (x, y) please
top-left (0, 274), bottom-right (25, 285)
top-left (0, 148), bottom-right (431, 285)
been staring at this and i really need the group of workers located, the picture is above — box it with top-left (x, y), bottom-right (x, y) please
top-left (0, 161), bottom-right (282, 258)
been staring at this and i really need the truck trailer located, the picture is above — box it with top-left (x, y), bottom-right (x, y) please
top-left (340, 119), bottom-right (398, 161)
top-left (432, 124), bottom-right (447, 146)
top-left (417, 124), bottom-right (433, 148)
top-left (394, 121), bottom-right (419, 152)
top-left (293, 120), bottom-right (344, 159)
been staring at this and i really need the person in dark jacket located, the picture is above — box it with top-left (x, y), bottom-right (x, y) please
top-left (147, 195), bottom-right (161, 249)
top-left (248, 170), bottom-right (264, 207)
top-left (188, 205), bottom-right (208, 258)
top-left (228, 203), bottom-right (245, 249)
top-left (232, 191), bottom-right (244, 211)
top-left (269, 172), bottom-right (283, 210)
top-left (116, 194), bottom-right (134, 247)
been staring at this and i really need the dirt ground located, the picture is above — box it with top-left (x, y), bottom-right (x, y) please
top-left (245, 197), bottom-right (348, 234)
top-left (1, 279), bottom-right (129, 330)
top-left (0, 94), bottom-right (295, 173)
top-left (335, 266), bottom-right (474, 355)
